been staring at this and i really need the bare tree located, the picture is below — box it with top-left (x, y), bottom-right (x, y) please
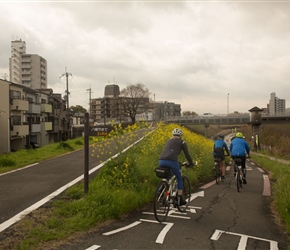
top-left (120, 83), bottom-right (150, 124)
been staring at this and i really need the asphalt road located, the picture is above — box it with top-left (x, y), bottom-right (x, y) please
top-left (0, 129), bottom-right (289, 249)
top-left (0, 129), bottom-right (151, 229)
top-left (54, 159), bottom-right (288, 250)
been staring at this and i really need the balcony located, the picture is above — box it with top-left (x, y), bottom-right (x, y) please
top-left (11, 124), bottom-right (29, 137)
top-left (28, 103), bottom-right (41, 114)
top-left (42, 122), bottom-right (52, 131)
top-left (11, 99), bottom-right (29, 111)
top-left (31, 123), bottom-right (41, 133)
top-left (41, 103), bottom-right (52, 113)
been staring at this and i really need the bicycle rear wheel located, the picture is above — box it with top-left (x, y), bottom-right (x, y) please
top-left (215, 163), bottom-right (221, 185)
top-left (177, 176), bottom-right (191, 212)
top-left (154, 181), bottom-right (170, 222)
top-left (236, 168), bottom-right (243, 192)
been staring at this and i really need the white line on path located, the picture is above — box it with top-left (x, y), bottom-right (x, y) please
top-left (263, 175), bottom-right (271, 196)
top-left (0, 163), bottom-right (39, 177)
top-left (257, 167), bottom-right (264, 173)
top-left (102, 221), bottom-right (142, 236)
top-left (85, 245), bottom-right (101, 250)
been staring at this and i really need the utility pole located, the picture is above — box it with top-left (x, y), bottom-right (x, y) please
top-left (227, 93), bottom-right (229, 115)
top-left (60, 67), bottom-right (72, 139)
top-left (86, 87), bottom-right (93, 118)
top-left (60, 67), bottom-right (72, 110)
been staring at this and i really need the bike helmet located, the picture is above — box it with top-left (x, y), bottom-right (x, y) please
top-left (218, 134), bottom-right (225, 139)
top-left (236, 132), bottom-right (243, 138)
top-left (172, 128), bottom-right (183, 137)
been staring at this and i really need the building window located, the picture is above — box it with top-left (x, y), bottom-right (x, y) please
top-left (10, 90), bottom-right (21, 99)
top-left (11, 116), bottom-right (21, 125)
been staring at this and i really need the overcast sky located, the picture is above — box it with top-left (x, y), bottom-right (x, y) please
top-left (1, 0), bottom-right (290, 115)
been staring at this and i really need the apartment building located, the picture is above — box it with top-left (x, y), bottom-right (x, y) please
top-left (0, 79), bottom-right (70, 154)
top-left (9, 39), bottom-right (26, 84)
top-left (0, 80), bottom-right (11, 154)
top-left (9, 39), bottom-right (47, 89)
top-left (90, 84), bottom-right (181, 123)
top-left (153, 101), bottom-right (181, 121)
top-left (268, 92), bottom-right (286, 115)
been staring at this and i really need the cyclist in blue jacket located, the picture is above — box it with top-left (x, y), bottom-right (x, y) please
top-left (230, 132), bottom-right (251, 184)
top-left (213, 134), bottom-right (230, 181)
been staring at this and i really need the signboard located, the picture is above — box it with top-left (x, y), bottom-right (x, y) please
top-left (89, 125), bottom-right (113, 136)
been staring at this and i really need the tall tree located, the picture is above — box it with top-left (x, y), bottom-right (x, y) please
top-left (120, 83), bottom-right (150, 124)
top-left (70, 105), bottom-right (87, 113)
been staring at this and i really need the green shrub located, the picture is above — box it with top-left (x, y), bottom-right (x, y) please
top-left (56, 141), bottom-right (74, 151)
top-left (0, 158), bottom-right (16, 167)
top-left (74, 140), bottom-right (83, 146)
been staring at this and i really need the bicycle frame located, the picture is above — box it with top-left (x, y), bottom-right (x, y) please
top-left (154, 163), bottom-right (192, 222)
top-left (214, 160), bottom-right (222, 184)
top-left (233, 158), bottom-right (244, 192)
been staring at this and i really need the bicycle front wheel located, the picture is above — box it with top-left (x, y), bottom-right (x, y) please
top-left (178, 176), bottom-right (191, 212)
top-left (154, 181), bottom-right (170, 222)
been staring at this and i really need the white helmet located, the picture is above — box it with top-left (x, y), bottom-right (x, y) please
top-left (172, 128), bottom-right (183, 137)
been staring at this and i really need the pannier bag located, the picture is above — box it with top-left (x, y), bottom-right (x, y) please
top-left (214, 157), bottom-right (222, 162)
top-left (154, 167), bottom-right (172, 179)
top-left (234, 158), bottom-right (242, 166)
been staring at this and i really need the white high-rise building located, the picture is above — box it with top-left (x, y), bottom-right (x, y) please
top-left (268, 92), bottom-right (286, 115)
top-left (9, 39), bottom-right (47, 89)
top-left (9, 39), bottom-right (26, 84)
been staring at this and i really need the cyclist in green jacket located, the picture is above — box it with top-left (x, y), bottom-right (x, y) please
top-left (230, 132), bottom-right (251, 184)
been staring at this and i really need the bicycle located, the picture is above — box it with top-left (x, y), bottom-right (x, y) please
top-left (153, 162), bottom-right (196, 222)
top-left (213, 155), bottom-right (229, 184)
top-left (233, 157), bottom-right (244, 192)
top-left (214, 157), bottom-right (222, 184)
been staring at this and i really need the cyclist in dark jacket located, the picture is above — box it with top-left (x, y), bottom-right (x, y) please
top-left (213, 134), bottom-right (230, 181)
top-left (159, 128), bottom-right (195, 206)
top-left (230, 132), bottom-right (251, 184)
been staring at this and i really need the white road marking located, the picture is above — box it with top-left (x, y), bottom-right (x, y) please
top-left (200, 180), bottom-right (216, 189)
top-left (0, 163), bottom-right (39, 177)
top-left (85, 245), bottom-right (101, 250)
top-left (263, 175), bottom-right (271, 196)
top-left (155, 222), bottom-right (174, 244)
top-left (211, 229), bottom-right (278, 250)
top-left (190, 190), bottom-right (204, 201)
top-left (257, 167), bottom-right (264, 173)
top-left (102, 221), bottom-right (141, 236)
top-left (102, 219), bottom-right (174, 245)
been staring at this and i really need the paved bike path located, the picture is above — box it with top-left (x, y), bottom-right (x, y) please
top-left (52, 159), bottom-right (288, 250)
